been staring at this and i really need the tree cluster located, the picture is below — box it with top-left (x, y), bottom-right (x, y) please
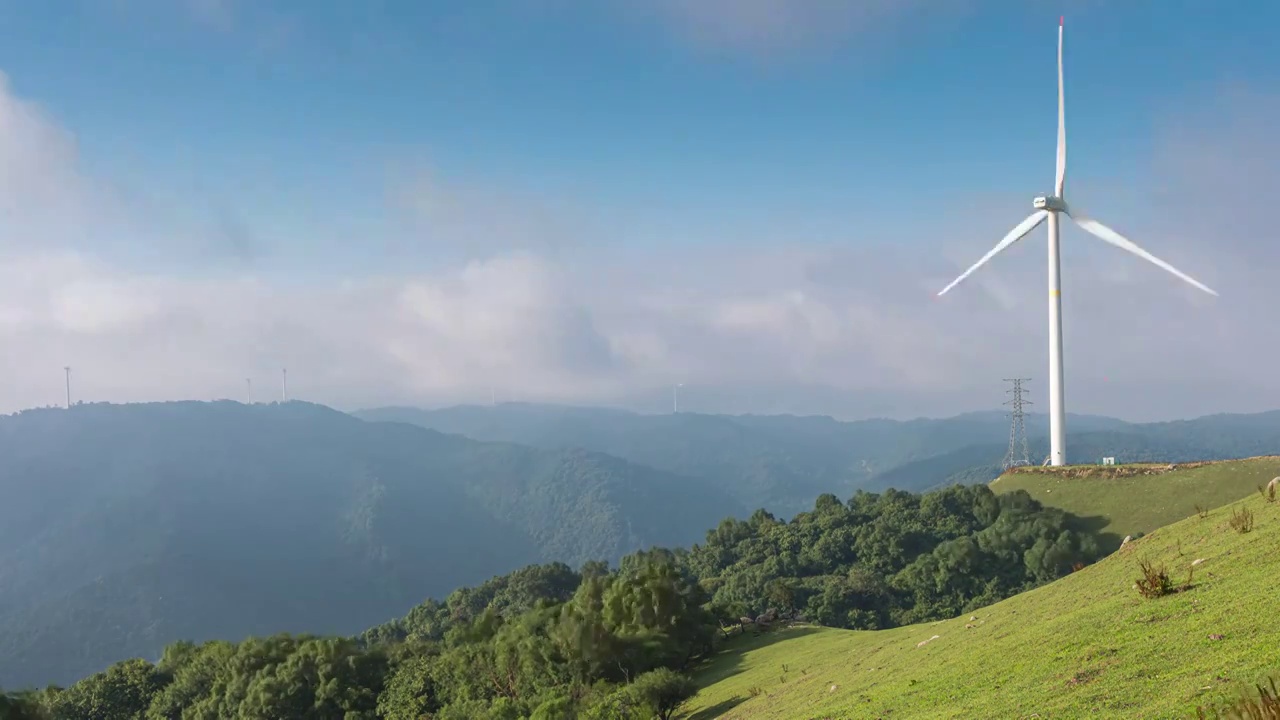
top-left (689, 485), bottom-right (1100, 630)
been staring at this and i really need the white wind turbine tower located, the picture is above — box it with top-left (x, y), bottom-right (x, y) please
top-left (936, 17), bottom-right (1217, 467)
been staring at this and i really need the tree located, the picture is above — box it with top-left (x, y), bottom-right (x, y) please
top-left (46, 659), bottom-right (166, 720)
top-left (603, 551), bottom-right (714, 676)
top-left (376, 655), bottom-right (438, 720)
top-left (765, 578), bottom-right (797, 615)
top-left (145, 640), bottom-right (235, 720)
top-left (0, 690), bottom-right (52, 720)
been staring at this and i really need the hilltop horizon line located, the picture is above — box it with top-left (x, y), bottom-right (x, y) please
top-left (11, 397), bottom-right (1278, 428)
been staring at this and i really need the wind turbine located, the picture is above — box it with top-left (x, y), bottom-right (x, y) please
top-left (936, 17), bottom-right (1217, 467)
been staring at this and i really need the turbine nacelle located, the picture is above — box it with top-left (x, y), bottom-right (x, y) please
top-left (1033, 195), bottom-right (1068, 213)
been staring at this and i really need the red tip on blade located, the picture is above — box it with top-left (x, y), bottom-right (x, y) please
top-left (1060, 15), bottom-right (1064, 26)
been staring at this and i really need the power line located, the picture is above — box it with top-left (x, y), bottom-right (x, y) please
top-left (1003, 378), bottom-right (1032, 470)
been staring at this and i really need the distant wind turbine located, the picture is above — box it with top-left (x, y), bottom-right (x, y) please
top-left (246, 378), bottom-right (252, 405)
top-left (281, 368), bottom-right (288, 403)
top-left (64, 366), bottom-right (71, 409)
top-left (936, 17), bottom-right (1217, 467)
top-left (673, 383), bottom-right (683, 414)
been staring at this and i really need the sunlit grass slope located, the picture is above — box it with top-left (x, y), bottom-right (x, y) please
top-left (683, 492), bottom-right (1280, 719)
top-left (992, 456), bottom-right (1280, 550)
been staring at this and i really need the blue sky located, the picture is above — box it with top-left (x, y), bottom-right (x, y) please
top-left (2, 0), bottom-right (1273, 266)
top-left (0, 1), bottom-right (1275, 420)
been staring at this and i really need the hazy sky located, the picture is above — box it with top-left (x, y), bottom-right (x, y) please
top-left (0, 0), bottom-right (1275, 421)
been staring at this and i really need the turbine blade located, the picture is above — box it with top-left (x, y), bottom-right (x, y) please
top-left (1069, 212), bottom-right (1218, 296)
top-left (937, 210), bottom-right (1048, 296)
top-left (1055, 17), bottom-right (1066, 197)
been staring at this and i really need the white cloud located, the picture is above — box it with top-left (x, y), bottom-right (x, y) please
top-left (389, 253), bottom-right (624, 394)
top-left (0, 69), bottom-right (1274, 421)
top-left (0, 73), bottom-right (97, 247)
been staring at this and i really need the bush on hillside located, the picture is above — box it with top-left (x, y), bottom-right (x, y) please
top-left (1198, 676), bottom-right (1280, 719)
top-left (617, 668), bottom-right (697, 720)
top-left (1230, 506), bottom-right (1256, 534)
top-left (1134, 558), bottom-right (1192, 599)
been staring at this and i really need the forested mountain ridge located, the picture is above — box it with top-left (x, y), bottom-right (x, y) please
top-left (355, 404), bottom-right (1049, 516)
top-left (0, 401), bottom-right (739, 688)
top-left (356, 404), bottom-right (1280, 507)
top-left (1, 482), bottom-right (1102, 719)
top-left (359, 404), bottom-right (872, 517)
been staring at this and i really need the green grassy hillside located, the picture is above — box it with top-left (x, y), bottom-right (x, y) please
top-left (683, 489), bottom-right (1280, 718)
top-left (992, 456), bottom-right (1280, 551)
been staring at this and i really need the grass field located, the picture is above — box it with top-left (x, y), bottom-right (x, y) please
top-left (682, 482), bottom-right (1280, 718)
top-left (992, 456), bottom-right (1280, 551)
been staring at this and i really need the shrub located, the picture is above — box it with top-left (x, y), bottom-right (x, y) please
top-left (622, 668), bottom-right (697, 720)
top-left (1196, 504), bottom-right (1210, 519)
top-left (1135, 558), bottom-right (1192, 599)
top-left (1230, 506), bottom-right (1255, 534)
top-left (1197, 676), bottom-right (1280, 719)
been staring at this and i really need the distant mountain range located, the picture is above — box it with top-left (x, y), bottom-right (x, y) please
top-left (5, 399), bottom-right (1280, 688)
top-left (358, 403), bottom-right (1280, 509)
top-left (0, 401), bottom-right (736, 688)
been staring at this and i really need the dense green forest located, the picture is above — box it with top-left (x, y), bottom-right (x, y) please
top-left (359, 404), bottom-right (1280, 505)
top-left (0, 483), bottom-right (1101, 719)
top-left (0, 402), bottom-right (738, 688)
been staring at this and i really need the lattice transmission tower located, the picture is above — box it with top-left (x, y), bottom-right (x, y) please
top-left (1003, 378), bottom-right (1032, 470)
